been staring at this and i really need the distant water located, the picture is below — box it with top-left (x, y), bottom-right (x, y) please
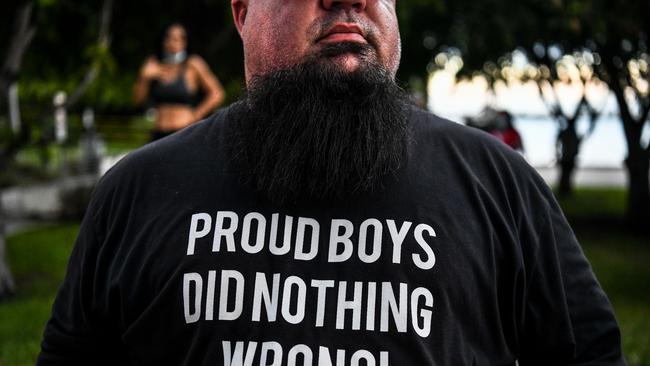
top-left (445, 114), bottom-right (649, 168)
top-left (516, 115), bottom-right (650, 168)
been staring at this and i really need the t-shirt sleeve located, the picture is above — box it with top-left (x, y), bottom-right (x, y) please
top-left (37, 195), bottom-right (124, 365)
top-left (518, 193), bottom-right (625, 365)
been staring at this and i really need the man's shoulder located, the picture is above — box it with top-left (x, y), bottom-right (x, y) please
top-left (407, 107), bottom-right (548, 197)
top-left (408, 107), bottom-right (462, 132)
top-left (98, 109), bottom-right (230, 190)
top-left (408, 107), bottom-right (517, 157)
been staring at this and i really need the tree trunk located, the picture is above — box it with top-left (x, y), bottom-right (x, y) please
top-left (8, 82), bottom-right (21, 133)
top-left (625, 149), bottom-right (650, 233)
top-left (601, 55), bottom-right (650, 233)
top-left (64, 0), bottom-right (113, 109)
top-left (0, 2), bottom-right (36, 302)
top-left (0, 2), bottom-right (36, 96)
top-left (0, 1), bottom-right (36, 163)
top-left (557, 125), bottom-right (580, 197)
top-left (538, 81), bottom-right (592, 198)
top-left (0, 196), bottom-right (16, 301)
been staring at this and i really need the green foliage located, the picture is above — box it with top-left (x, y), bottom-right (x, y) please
top-left (84, 42), bottom-right (117, 76)
top-left (83, 72), bottom-right (134, 110)
top-left (36, 0), bottom-right (56, 7)
top-left (0, 112), bottom-right (151, 188)
top-left (2, 0), bottom-right (648, 117)
top-left (18, 78), bottom-right (77, 106)
top-left (0, 159), bottom-right (57, 188)
top-left (0, 0), bottom-right (245, 111)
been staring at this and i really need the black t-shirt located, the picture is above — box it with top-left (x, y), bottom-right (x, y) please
top-left (38, 107), bottom-right (625, 365)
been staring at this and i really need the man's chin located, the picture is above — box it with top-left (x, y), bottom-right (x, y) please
top-left (315, 41), bottom-right (374, 72)
top-left (229, 52), bottom-right (410, 205)
top-left (327, 53), bottom-right (363, 72)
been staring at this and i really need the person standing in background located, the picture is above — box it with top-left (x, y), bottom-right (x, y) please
top-left (133, 23), bottom-right (225, 141)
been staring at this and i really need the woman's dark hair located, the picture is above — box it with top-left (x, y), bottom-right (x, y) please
top-left (154, 22), bottom-right (190, 61)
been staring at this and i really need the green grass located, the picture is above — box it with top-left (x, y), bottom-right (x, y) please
top-left (578, 230), bottom-right (650, 366)
top-left (558, 188), bottom-right (650, 365)
top-left (0, 188), bottom-right (648, 365)
top-left (0, 225), bottom-right (78, 366)
top-left (557, 187), bottom-right (628, 219)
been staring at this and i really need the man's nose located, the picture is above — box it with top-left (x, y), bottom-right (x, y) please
top-left (321, 0), bottom-right (367, 12)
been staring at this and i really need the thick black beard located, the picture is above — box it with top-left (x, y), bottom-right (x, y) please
top-left (227, 44), bottom-right (411, 206)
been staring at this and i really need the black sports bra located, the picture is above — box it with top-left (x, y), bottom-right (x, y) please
top-left (149, 64), bottom-right (196, 106)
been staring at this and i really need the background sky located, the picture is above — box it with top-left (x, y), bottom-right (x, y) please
top-left (427, 70), bottom-right (650, 168)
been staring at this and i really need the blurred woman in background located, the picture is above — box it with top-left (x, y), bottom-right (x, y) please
top-left (133, 23), bottom-right (225, 141)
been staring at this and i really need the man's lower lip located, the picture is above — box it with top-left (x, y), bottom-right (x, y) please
top-left (319, 33), bottom-right (367, 44)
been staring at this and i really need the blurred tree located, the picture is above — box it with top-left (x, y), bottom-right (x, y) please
top-left (0, 0), bottom-right (114, 301)
top-left (1, 1), bottom-right (36, 171)
top-left (521, 0), bottom-right (650, 230)
top-left (590, 4), bottom-right (650, 232)
top-left (65, 0), bottom-right (114, 109)
top-left (0, 2), bottom-right (36, 94)
top-left (0, 206), bottom-right (12, 302)
top-left (397, 0), bottom-right (603, 197)
top-left (0, 0), bottom-right (36, 301)
top-left (0, 202), bottom-right (14, 301)
top-left (404, 0), bottom-right (649, 231)
top-left (528, 50), bottom-right (605, 197)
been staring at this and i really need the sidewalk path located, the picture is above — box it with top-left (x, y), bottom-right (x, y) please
top-left (1, 175), bottom-right (97, 235)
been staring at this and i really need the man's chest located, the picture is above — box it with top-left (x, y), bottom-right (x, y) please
top-left (113, 201), bottom-right (520, 365)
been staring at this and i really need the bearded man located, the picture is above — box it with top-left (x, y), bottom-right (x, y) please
top-left (38, 0), bottom-right (625, 365)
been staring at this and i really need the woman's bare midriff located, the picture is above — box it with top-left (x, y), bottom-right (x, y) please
top-left (155, 104), bottom-right (196, 132)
